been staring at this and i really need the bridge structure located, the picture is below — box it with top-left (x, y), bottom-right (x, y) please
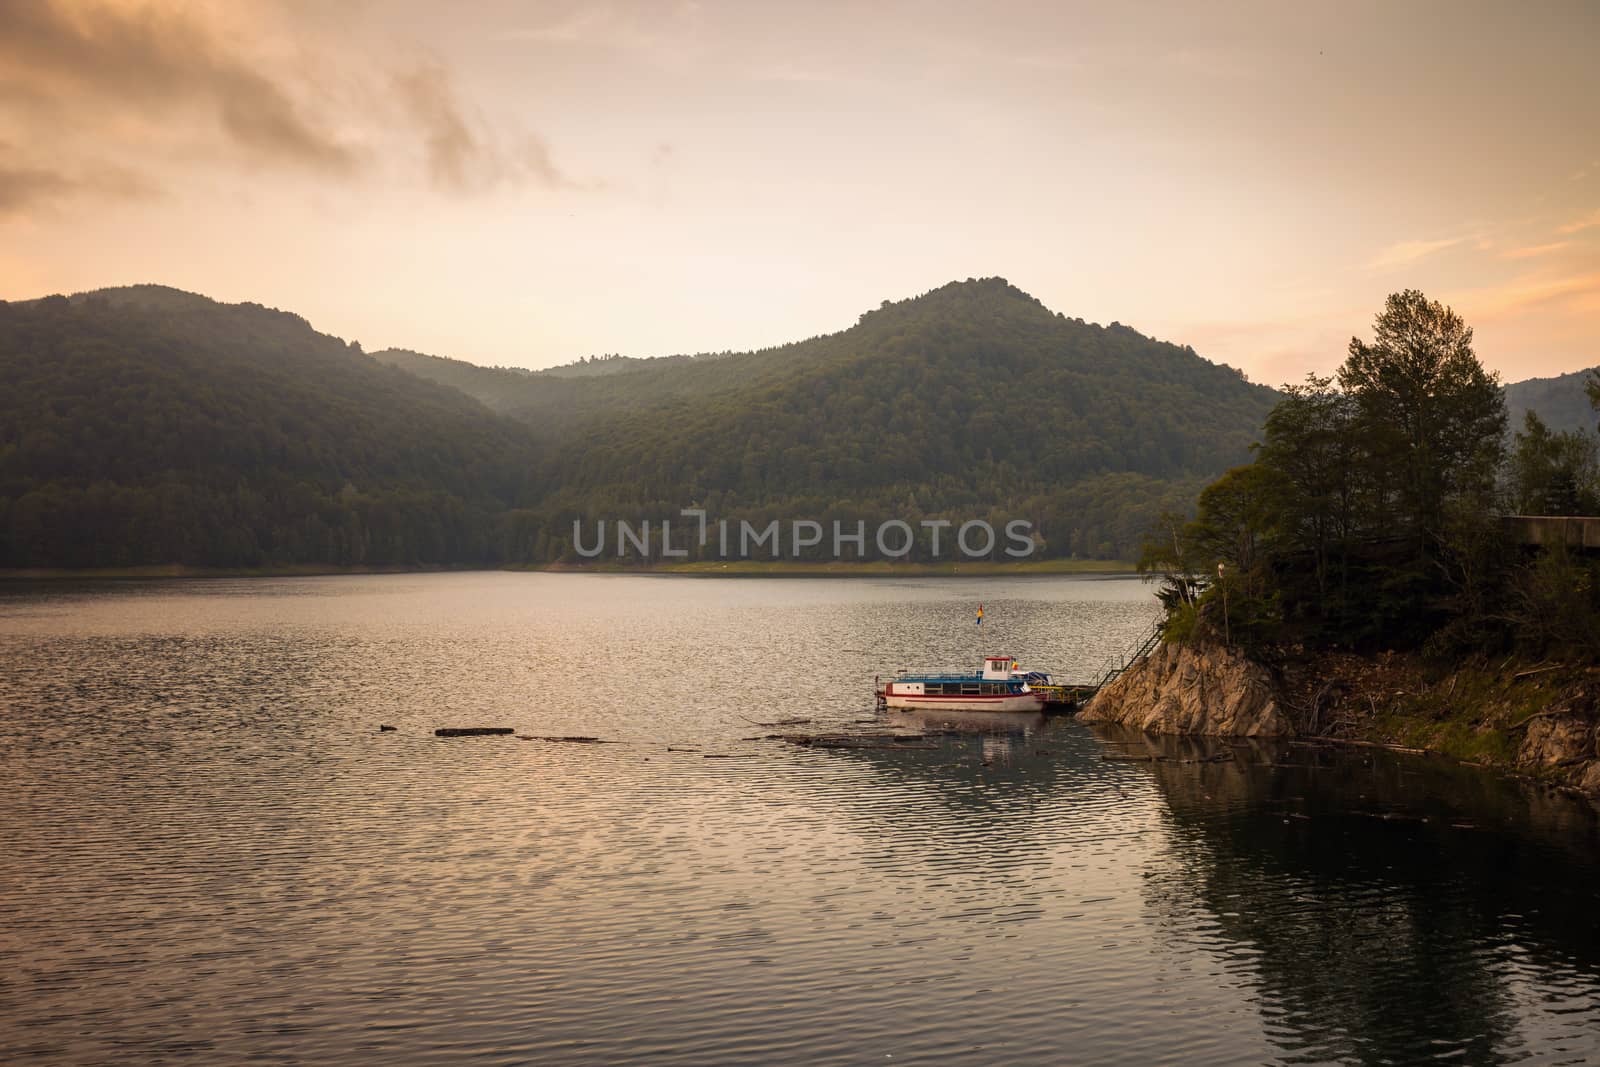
top-left (1501, 515), bottom-right (1600, 551)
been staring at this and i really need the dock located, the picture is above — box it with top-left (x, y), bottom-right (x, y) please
top-left (1030, 683), bottom-right (1100, 709)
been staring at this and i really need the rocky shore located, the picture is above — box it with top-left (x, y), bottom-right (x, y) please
top-left (1082, 639), bottom-right (1600, 794)
top-left (1080, 641), bottom-right (1293, 737)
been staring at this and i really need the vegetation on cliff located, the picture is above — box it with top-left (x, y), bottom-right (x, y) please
top-left (1142, 289), bottom-right (1600, 661)
top-left (1136, 290), bottom-right (1600, 785)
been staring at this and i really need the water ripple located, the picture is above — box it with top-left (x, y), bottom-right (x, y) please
top-left (1, 574), bottom-right (1597, 1064)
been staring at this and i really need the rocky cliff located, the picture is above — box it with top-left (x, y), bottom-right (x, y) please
top-left (1080, 640), bottom-right (1294, 737)
top-left (1086, 639), bottom-right (1600, 793)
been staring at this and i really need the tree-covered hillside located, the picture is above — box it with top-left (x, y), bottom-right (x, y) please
top-left (3, 278), bottom-right (1288, 568)
top-left (1504, 366), bottom-right (1600, 437)
top-left (0, 287), bottom-right (537, 567)
top-left (514, 279), bottom-right (1281, 560)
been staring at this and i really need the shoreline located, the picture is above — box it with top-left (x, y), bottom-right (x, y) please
top-left (1089, 640), bottom-right (1600, 797)
top-left (0, 558), bottom-right (1137, 580)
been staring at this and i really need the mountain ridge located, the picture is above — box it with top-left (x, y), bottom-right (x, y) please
top-left (5, 278), bottom-right (1591, 568)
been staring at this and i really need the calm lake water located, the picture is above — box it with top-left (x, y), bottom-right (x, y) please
top-left (2, 573), bottom-right (1599, 1065)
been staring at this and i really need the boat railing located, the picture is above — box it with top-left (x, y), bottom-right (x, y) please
top-left (889, 669), bottom-right (986, 681)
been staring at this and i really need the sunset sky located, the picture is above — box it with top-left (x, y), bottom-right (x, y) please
top-left (2, 0), bottom-right (1597, 384)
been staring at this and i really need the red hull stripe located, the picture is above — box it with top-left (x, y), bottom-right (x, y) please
top-left (885, 692), bottom-right (1041, 702)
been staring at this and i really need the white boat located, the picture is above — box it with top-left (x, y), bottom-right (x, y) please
top-left (877, 655), bottom-right (1046, 712)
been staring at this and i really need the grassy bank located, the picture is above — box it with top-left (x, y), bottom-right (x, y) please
top-left (540, 558), bottom-right (1136, 577)
top-left (1275, 649), bottom-right (1597, 785)
top-left (4, 558), bottom-right (1136, 580)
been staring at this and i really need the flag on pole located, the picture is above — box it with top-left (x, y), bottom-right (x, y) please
top-left (976, 603), bottom-right (984, 626)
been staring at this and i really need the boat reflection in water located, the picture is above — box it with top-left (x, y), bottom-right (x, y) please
top-left (885, 706), bottom-right (1046, 736)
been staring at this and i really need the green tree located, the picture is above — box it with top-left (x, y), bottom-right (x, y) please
top-left (1508, 410), bottom-right (1599, 516)
top-left (1255, 373), bottom-right (1362, 604)
top-left (1338, 290), bottom-right (1506, 541)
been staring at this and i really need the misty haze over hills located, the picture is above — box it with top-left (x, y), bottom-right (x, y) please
top-left (1, 280), bottom-right (1592, 570)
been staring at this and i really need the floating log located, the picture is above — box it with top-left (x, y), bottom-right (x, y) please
top-left (435, 727), bottom-right (513, 737)
top-left (1323, 738), bottom-right (1428, 756)
top-left (1100, 753), bottom-right (1153, 762)
top-left (517, 735), bottom-right (619, 744)
top-left (771, 732), bottom-right (935, 750)
top-left (378, 725), bottom-right (397, 732)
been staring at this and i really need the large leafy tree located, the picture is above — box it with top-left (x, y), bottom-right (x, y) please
top-left (1338, 290), bottom-right (1506, 540)
top-left (1151, 291), bottom-right (1513, 650)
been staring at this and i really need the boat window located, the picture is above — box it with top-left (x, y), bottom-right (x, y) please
top-left (961, 684), bottom-right (979, 695)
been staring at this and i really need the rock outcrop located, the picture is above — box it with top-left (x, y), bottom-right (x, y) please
top-left (1081, 640), bottom-right (1293, 737)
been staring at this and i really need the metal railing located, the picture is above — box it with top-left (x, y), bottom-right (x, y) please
top-left (1090, 621), bottom-right (1163, 690)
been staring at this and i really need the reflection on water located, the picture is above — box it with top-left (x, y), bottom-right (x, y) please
top-left (0, 573), bottom-right (1596, 1065)
top-left (1127, 731), bottom-right (1600, 1065)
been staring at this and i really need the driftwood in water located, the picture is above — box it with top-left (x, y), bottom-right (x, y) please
top-left (772, 732), bottom-right (936, 750)
top-left (1324, 737), bottom-right (1428, 756)
top-left (1100, 753), bottom-right (1152, 762)
top-left (378, 725), bottom-right (397, 732)
top-left (435, 727), bottom-right (513, 737)
top-left (516, 735), bottom-right (622, 744)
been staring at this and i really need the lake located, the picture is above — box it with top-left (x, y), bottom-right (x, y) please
top-left (2, 573), bottom-right (1598, 1064)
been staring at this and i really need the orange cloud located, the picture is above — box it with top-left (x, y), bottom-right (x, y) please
top-left (1461, 272), bottom-right (1600, 320)
top-left (1365, 236), bottom-right (1465, 272)
top-left (1504, 240), bottom-right (1574, 259)
top-left (1558, 208), bottom-right (1600, 235)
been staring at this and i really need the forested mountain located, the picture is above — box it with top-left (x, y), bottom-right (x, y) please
top-left (512, 278), bottom-right (1281, 560)
top-left (0, 287), bottom-right (538, 567)
top-left (1504, 367), bottom-right (1599, 437)
top-left (3, 278), bottom-right (1286, 568)
top-left (535, 351), bottom-right (734, 378)
top-left (374, 340), bottom-right (771, 439)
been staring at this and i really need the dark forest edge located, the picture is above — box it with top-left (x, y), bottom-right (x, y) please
top-left (1137, 289), bottom-right (1600, 790)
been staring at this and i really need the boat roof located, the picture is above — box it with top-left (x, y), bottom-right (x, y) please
top-left (894, 672), bottom-right (1021, 683)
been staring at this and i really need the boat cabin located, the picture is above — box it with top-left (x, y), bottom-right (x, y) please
top-left (981, 655), bottom-right (1019, 680)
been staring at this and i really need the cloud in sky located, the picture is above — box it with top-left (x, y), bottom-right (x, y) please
top-left (1504, 241), bottom-right (1574, 260)
top-left (0, 155), bottom-right (156, 217)
top-left (1559, 209), bottom-right (1600, 235)
top-left (1366, 237), bottom-right (1469, 273)
top-left (0, 0), bottom-right (584, 206)
top-left (393, 63), bottom-right (589, 193)
top-left (0, 0), bottom-right (357, 174)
